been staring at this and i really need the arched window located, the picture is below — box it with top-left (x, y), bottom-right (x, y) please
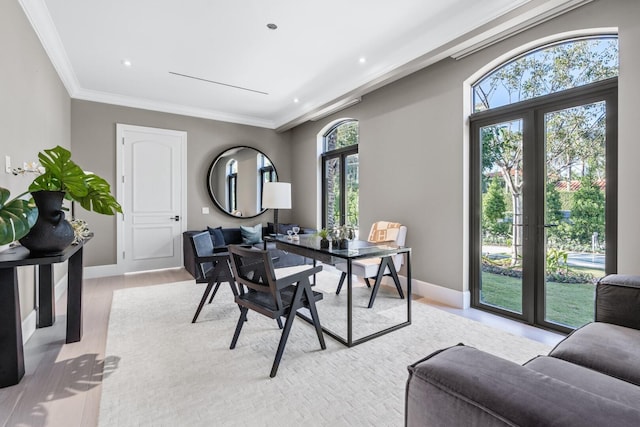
top-left (473, 36), bottom-right (618, 112)
top-left (322, 120), bottom-right (359, 230)
top-left (469, 36), bottom-right (618, 333)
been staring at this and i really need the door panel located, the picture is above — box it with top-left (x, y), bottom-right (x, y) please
top-left (542, 101), bottom-right (607, 329)
top-left (117, 124), bottom-right (186, 273)
top-left (478, 119), bottom-right (524, 315)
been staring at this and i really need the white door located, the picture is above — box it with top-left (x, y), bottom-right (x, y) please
top-left (116, 124), bottom-right (187, 273)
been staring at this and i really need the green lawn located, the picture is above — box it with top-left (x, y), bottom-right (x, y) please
top-left (481, 272), bottom-right (595, 328)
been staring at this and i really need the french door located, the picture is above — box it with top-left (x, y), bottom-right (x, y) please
top-left (470, 80), bottom-right (617, 333)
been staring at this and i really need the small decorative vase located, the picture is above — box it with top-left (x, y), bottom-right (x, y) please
top-left (19, 191), bottom-right (74, 255)
top-left (338, 238), bottom-right (350, 249)
top-left (320, 238), bottom-right (330, 249)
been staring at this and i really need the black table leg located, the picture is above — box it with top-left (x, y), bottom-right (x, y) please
top-left (37, 264), bottom-right (55, 328)
top-left (66, 246), bottom-right (83, 343)
top-left (0, 267), bottom-right (25, 388)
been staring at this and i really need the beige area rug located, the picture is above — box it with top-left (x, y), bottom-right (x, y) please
top-left (99, 269), bottom-right (551, 427)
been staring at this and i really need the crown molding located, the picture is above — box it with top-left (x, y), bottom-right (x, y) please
top-left (18, 0), bottom-right (80, 97)
top-left (449, 0), bottom-right (594, 59)
top-left (73, 88), bottom-right (275, 129)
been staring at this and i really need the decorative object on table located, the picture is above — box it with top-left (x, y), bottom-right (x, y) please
top-left (69, 218), bottom-right (92, 244)
top-left (262, 182), bottom-right (291, 236)
top-left (292, 225), bottom-right (300, 241)
top-left (1, 146), bottom-right (122, 254)
top-left (334, 224), bottom-right (355, 249)
top-left (317, 228), bottom-right (330, 249)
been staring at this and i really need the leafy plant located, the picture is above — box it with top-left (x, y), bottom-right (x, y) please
top-left (0, 145), bottom-right (122, 245)
top-left (29, 146), bottom-right (122, 215)
top-left (0, 188), bottom-right (38, 245)
top-left (316, 228), bottom-right (329, 239)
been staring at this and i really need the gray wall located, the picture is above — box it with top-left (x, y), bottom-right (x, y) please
top-left (1, 0), bottom-right (71, 319)
top-left (70, 100), bottom-right (292, 266)
top-left (290, 0), bottom-right (640, 298)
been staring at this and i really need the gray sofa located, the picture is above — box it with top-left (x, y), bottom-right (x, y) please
top-left (183, 223), bottom-right (314, 281)
top-left (406, 274), bottom-right (640, 427)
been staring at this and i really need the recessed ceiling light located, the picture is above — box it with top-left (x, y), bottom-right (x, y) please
top-left (293, 98), bottom-right (299, 103)
top-left (121, 59), bottom-right (132, 67)
top-left (359, 57), bottom-right (366, 64)
top-left (266, 23), bottom-right (278, 30)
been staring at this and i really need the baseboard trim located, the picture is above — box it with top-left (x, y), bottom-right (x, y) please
top-left (387, 275), bottom-right (470, 309)
top-left (84, 264), bottom-right (120, 279)
top-left (22, 273), bottom-right (68, 343)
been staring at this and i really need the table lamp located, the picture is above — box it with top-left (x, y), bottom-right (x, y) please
top-left (262, 182), bottom-right (291, 236)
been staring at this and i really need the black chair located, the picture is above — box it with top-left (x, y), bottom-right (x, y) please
top-left (190, 231), bottom-right (238, 323)
top-left (227, 244), bottom-right (326, 378)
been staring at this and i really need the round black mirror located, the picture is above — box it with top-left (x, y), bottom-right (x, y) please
top-left (206, 146), bottom-right (277, 218)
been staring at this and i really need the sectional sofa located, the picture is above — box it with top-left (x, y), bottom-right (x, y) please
top-left (405, 274), bottom-right (640, 426)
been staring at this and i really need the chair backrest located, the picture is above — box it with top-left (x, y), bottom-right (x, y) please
top-left (191, 231), bottom-right (215, 280)
top-left (367, 221), bottom-right (407, 271)
top-left (227, 245), bottom-right (284, 310)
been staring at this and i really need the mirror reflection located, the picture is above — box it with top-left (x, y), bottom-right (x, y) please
top-left (207, 146), bottom-right (277, 218)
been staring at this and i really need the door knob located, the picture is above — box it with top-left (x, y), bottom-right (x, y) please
top-left (170, 215), bottom-right (180, 221)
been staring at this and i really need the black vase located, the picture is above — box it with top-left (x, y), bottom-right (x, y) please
top-left (320, 238), bottom-right (330, 249)
top-left (19, 191), bottom-right (74, 255)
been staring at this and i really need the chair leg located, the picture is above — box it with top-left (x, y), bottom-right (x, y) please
top-left (208, 282), bottom-right (222, 303)
top-left (276, 317), bottom-right (284, 329)
top-left (303, 280), bottom-right (326, 350)
top-left (230, 307), bottom-right (248, 349)
top-left (367, 258), bottom-right (391, 309)
top-left (364, 278), bottom-right (372, 288)
top-left (336, 272), bottom-right (347, 295)
top-left (270, 284), bottom-right (305, 378)
top-left (191, 280), bottom-right (216, 323)
top-left (388, 263), bottom-right (405, 299)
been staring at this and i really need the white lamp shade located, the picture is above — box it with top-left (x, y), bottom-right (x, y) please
top-left (262, 182), bottom-right (291, 209)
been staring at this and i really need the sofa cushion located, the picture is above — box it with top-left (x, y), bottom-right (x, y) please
top-left (406, 344), bottom-right (640, 427)
top-left (207, 226), bottom-right (226, 247)
top-left (525, 355), bottom-right (640, 408)
top-left (596, 274), bottom-right (640, 328)
top-left (240, 224), bottom-right (263, 244)
top-left (221, 228), bottom-right (242, 245)
top-left (549, 322), bottom-right (640, 386)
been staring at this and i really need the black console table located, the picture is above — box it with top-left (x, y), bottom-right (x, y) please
top-left (0, 238), bottom-right (89, 388)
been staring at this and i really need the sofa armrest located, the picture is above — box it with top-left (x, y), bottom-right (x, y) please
top-left (406, 345), bottom-right (640, 427)
top-left (596, 274), bottom-right (640, 329)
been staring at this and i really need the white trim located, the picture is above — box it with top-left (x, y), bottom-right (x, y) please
top-left (21, 274), bottom-right (68, 344)
top-left (383, 275), bottom-right (470, 309)
top-left (21, 309), bottom-right (37, 344)
top-left (449, 0), bottom-right (594, 59)
top-left (84, 264), bottom-right (120, 279)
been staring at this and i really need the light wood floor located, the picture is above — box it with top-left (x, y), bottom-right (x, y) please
top-left (0, 268), bottom-right (563, 427)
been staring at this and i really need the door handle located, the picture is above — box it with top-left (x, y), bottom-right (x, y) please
top-left (170, 215), bottom-right (180, 221)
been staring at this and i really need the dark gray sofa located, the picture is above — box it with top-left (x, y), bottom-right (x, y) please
top-left (183, 223), bottom-right (314, 281)
top-left (405, 274), bottom-right (640, 427)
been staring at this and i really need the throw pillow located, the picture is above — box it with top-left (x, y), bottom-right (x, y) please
top-left (207, 226), bottom-right (226, 247)
top-left (240, 224), bottom-right (263, 245)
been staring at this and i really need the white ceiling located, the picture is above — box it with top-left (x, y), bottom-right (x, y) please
top-left (20, 0), bottom-right (591, 130)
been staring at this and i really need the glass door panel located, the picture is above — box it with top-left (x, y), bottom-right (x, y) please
top-left (345, 153), bottom-right (359, 237)
top-left (479, 119), bottom-right (524, 314)
top-left (324, 157), bottom-right (341, 231)
top-left (543, 101), bottom-right (606, 328)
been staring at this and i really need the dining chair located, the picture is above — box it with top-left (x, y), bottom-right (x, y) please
top-left (227, 244), bottom-right (326, 378)
top-left (335, 221), bottom-right (407, 308)
top-left (190, 231), bottom-right (238, 323)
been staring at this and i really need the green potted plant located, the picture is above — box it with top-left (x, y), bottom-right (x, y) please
top-left (317, 228), bottom-right (330, 249)
top-left (0, 145), bottom-right (122, 253)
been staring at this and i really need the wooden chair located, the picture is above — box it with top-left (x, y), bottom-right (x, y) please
top-left (335, 221), bottom-right (407, 308)
top-left (190, 231), bottom-right (238, 323)
top-left (227, 244), bottom-right (326, 378)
